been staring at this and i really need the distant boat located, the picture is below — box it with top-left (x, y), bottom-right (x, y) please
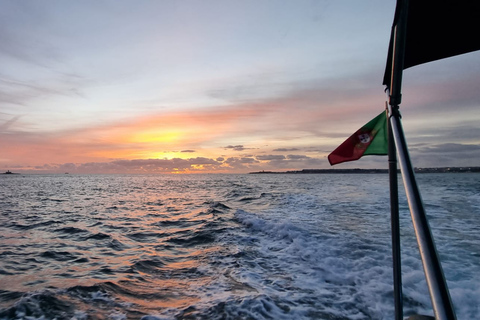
top-left (3, 170), bottom-right (19, 175)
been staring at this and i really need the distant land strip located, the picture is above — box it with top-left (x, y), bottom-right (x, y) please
top-left (249, 167), bottom-right (480, 174)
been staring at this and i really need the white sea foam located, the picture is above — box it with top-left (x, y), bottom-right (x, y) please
top-left (232, 208), bottom-right (395, 319)
top-left (71, 311), bottom-right (88, 320)
top-left (109, 312), bottom-right (127, 320)
top-left (229, 173), bottom-right (480, 319)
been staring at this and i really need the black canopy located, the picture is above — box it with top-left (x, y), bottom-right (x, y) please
top-left (383, 0), bottom-right (480, 87)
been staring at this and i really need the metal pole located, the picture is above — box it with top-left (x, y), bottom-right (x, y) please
top-left (389, 112), bottom-right (456, 320)
top-left (387, 1), bottom-right (456, 319)
top-left (387, 104), bottom-right (403, 320)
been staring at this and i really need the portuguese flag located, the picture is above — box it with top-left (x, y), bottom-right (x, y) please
top-left (328, 111), bottom-right (388, 166)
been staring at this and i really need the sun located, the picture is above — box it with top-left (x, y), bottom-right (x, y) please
top-left (128, 130), bottom-right (181, 144)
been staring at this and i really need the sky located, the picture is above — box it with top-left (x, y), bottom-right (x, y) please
top-left (1, 0), bottom-right (479, 174)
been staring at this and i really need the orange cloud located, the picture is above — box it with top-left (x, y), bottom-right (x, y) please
top-left (1, 104), bottom-right (268, 167)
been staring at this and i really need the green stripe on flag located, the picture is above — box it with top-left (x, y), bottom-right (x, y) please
top-left (364, 111), bottom-right (388, 155)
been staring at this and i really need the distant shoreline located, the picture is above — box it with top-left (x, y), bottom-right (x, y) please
top-left (2, 167), bottom-right (479, 175)
top-left (249, 167), bottom-right (480, 174)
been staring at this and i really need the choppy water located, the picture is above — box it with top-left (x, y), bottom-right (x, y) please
top-left (0, 173), bottom-right (479, 319)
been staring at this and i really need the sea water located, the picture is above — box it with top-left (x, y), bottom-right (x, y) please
top-left (0, 173), bottom-right (478, 319)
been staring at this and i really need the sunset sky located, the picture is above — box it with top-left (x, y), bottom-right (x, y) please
top-left (1, 0), bottom-right (479, 174)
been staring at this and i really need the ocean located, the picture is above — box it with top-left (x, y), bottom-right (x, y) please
top-left (0, 173), bottom-right (478, 320)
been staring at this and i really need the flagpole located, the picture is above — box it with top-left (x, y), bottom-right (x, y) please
top-left (387, 1), bottom-right (456, 319)
top-left (387, 102), bottom-right (402, 320)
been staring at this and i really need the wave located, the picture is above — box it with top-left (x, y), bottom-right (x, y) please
top-left (40, 250), bottom-right (80, 262)
top-left (167, 232), bottom-right (215, 247)
top-left (84, 232), bottom-right (112, 241)
top-left (8, 220), bottom-right (62, 231)
top-left (0, 290), bottom-right (75, 320)
top-left (126, 231), bottom-right (167, 243)
top-left (173, 295), bottom-right (299, 320)
top-left (54, 226), bottom-right (88, 234)
top-left (131, 259), bottom-right (166, 274)
top-left (0, 290), bottom-right (24, 304)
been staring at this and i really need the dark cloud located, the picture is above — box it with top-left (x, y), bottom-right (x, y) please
top-left (256, 155), bottom-right (286, 161)
top-left (224, 145), bottom-right (250, 151)
top-left (225, 157), bottom-right (258, 164)
top-left (111, 157), bottom-right (220, 169)
top-left (286, 154), bottom-right (311, 160)
top-left (407, 143), bottom-right (480, 168)
top-left (273, 148), bottom-right (299, 152)
top-left (219, 157), bottom-right (257, 170)
top-left (181, 149), bottom-right (196, 153)
top-left (414, 143), bottom-right (480, 154)
top-left (406, 124), bottom-right (480, 145)
top-left (19, 157), bottom-right (224, 174)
